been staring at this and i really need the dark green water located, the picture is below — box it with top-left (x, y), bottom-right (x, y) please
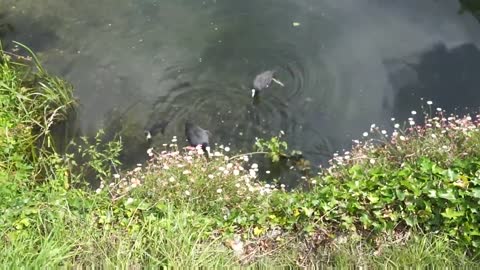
top-left (1, 0), bottom-right (480, 183)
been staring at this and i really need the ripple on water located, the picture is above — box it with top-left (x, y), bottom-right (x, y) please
top-left (144, 35), bottom-right (333, 168)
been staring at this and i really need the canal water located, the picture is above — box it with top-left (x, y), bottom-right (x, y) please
top-left (1, 0), bottom-right (480, 183)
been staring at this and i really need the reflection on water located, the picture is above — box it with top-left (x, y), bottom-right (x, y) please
top-left (1, 0), bottom-right (480, 184)
top-left (387, 42), bottom-right (480, 121)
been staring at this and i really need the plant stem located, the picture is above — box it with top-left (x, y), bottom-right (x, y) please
top-left (228, 152), bottom-right (269, 161)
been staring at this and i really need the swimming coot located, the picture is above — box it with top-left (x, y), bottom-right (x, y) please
top-left (185, 120), bottom-right (210, 157)
top-left (144, 120), bottom-right (169, 141)
top-left (251, 70), bottom-right (285, 98)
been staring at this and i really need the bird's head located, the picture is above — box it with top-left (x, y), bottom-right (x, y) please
top-left (144, 130), bottom-right (152, 141)
top-left (251, 88), bottom-right (257, 98)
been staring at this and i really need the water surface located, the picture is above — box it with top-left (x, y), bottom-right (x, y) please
top-left (1, 0), bottom-right (480, 183)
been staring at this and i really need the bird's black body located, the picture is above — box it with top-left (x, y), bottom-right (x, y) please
top-left (251, 70), bottom-right (283, 98)
top-left (253, 70), bottom-right (276, 90)
top-left (185, 121), bottom-right (210, 158)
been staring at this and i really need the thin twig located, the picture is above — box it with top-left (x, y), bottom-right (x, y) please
top-left (228, 152), bottom-right (269, 161)
top-left (272, 78), bottom-right (285, 87)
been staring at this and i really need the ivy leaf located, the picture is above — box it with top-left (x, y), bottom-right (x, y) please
top-left (439, 190), bottom-right (456, 201)
top-left (367, 195), bottom-right (379, 204)
top-left (302, 207), bottom-right (314, 217)
top-left (427, 189), bottom-right (437, 198)
top-left (470, 188), bottom-right (480, 199)
top-left (405, 216), bottom-right (417, 227)
top-left (441, 208), bottom-right (465, 219)
top-left (396, 190), bottom-right (406, 201)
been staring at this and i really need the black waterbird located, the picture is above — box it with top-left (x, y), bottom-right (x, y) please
top-left (185, 120), bottom-right (210, 158)
top-left (251, 70), bottom-right (285, 98)
top-left (144, 120), bottom-right (169, 141)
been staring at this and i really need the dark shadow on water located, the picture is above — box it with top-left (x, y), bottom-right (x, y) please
top-left (386, 42), bottom-right (480, 121)
top-left (0, 12), bottom-right (59, 52)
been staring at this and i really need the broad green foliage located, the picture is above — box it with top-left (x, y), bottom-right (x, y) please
top-left (255, 135), bottom-right (288, 162)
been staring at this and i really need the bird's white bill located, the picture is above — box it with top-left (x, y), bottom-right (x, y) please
top-left (146, 131), bottom-right (152, 140)
top-left (272, 78), bottom-right (285, 87)
top-left (251, 89), bottom-right (256, 98)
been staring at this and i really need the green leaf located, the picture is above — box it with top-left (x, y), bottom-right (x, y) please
top-left (396, 190), bottom-right (406, 201)
top-left (137, 202), bottom-right (151, 211)
top-left (302, 207), bottom-right (314, 217)
top-left (439, 190), bottom-right (456, 201)
top-left (441, 208), bottom-right (465, 219)
top-left (446, 169), bottom-right (457, 181)
top-left (427, 189), bottom-right (437, 198)
top-left (367, 195), bottom-right (379, 204)
top-left (405, 216), bottom-right (417, 227)
top-left (470, 188), bottom-right (480, 199)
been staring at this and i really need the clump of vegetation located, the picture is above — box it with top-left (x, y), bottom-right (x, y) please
top-left (102, 109), bottom-right (480, 263)
top-left (0, 42), bottom-right (75, 182)
top-left (320, 112), bottom-right (480, 250)
top-left (1, 45), bottom-right (480, 268)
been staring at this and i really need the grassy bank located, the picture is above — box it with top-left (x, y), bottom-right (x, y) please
top-left (1, 46), bottom-right (480, 268)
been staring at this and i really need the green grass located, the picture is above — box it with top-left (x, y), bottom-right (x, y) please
top-left (1, 208), bottom-right (477, 268)
top-left (1, 45), bottom-right (480, 268)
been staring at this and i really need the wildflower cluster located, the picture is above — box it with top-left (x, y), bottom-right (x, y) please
top-left (329, 107), bottom-right (480, 175)
top-left (318, 106), bottom-right (480, 249)
top-left (107, 142), bottom-right (284, 215)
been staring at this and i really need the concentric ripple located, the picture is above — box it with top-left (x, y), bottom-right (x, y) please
top-left (144, 33), bottom-right (333, 168)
